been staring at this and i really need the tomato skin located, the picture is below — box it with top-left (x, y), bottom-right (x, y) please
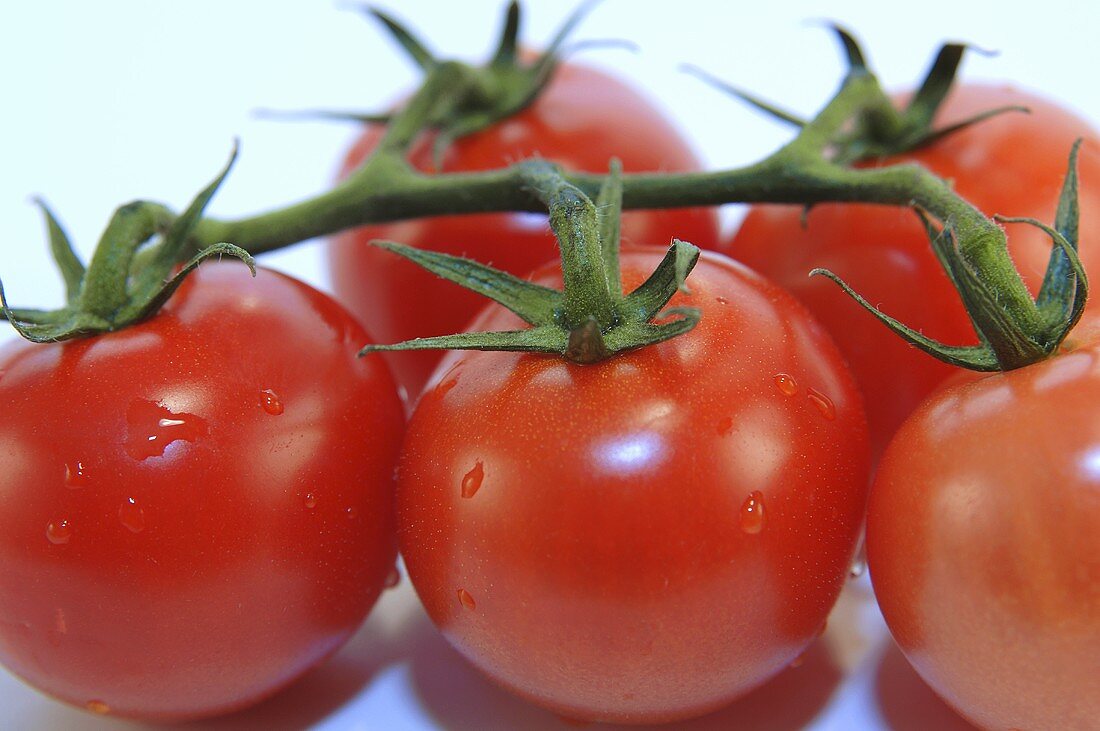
top-left (866, 321), bottom-right (1100, 731)
top-left (0, 264), bottom-right (404, 721)
top-left (728, 84), bottom-right (1100, 459)
top-left (327, 62), bottom-right (721, 400)
top-left (396, 249), bottom-right (869, 723)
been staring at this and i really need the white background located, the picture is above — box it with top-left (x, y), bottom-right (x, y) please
top-left (1, 1), bottom-right (1097, 728)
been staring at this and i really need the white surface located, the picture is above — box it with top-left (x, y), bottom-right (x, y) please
top-left (2, 0), bottom-right (1097, 728)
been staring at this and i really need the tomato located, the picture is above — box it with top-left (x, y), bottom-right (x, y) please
top-left (727, 84), bottom-right (1100, 459)
top-left (866, 316), bottom-right (1100, 731)
top-left (0, 263), bottom-right (404, 721)
top-left (395, 249), bottom-right (869, 724)
top-left (327, 61), bottom-right (721, 400)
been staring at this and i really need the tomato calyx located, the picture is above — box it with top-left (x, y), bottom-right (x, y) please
top-left (360, 159), bottom-right (701, 364)
top-left (275, 1), bottom-right (601, 170)
top-left (813, 140), bottom-right (1089, 372)
top-left (0, 147), bottom-right (254, 343)
top-left (688, 27), bottom-right (1026, 167)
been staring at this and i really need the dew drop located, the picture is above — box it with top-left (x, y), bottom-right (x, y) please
top-left (806, 387), bottom-right (836, 421)
top-left (259, 389), bottom-right (284, 415)
top-left (46, 519), bottom-right (72, 545)
top-left (54, 608), bottom-right (67, 636)
top-left (64, 461), bottom-right (88, 489)
top-left (118, 497), bottom-right (145, 533)
top-left (126, 400), bottom-right (208, 460)
top-left (739, 491), bottom-right (767, 535)
top-left (773, 373), bottom-right (798, 396)
top-left (303, 493), bottom-right (317, 509)
top-left (384, 565), bottom-right (401, 589)
top-left (716, 416), bottom-right (734, 436)
top-left (457, 588), bottom-right (476, 610)
top-left (849, 555), bottom-right (867, 579)
top-left (85, 700), bottom-right (110, 715)
top-left (715, 296), bottom-right (729, 305)
top-left (461, 461), bottom-right (484, 499)
top-left (346, 507), bottom-right (359, 519)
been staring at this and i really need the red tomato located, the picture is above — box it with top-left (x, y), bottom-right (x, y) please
top-left (727, 84), bottom-right (1100, 459)
top-left (396, 249), bottom-right (870, 724)
top-left (0, 264), bottom-right (404, 721)
top-left (327, 62), bottom-right (721, 400)
top-left (866, 318), bottom-right (1100, 731)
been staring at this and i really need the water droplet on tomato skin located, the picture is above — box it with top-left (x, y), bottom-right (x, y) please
top-left (85, 700), bottom-right (110, 715)
top-left (125, 400), bottom-right (208, 460)
top-left (461, 461), bottom-right (484, 499)
top-left (64, 461), bottom-right (88, 488)
top-left (303, 493), bottom-right (317, 509)
top-left (118, 497), bottom-right (145, 533)
top-left (715, 296), bottom-right (729, 305)
top-left (457, 588), bottom-right (476, 610)
top-left (346, 507), bottom-right (358, 519)
top-left (740, 491), bottom-right (767, 535)
top-left (774, 373), bottom-right (798, 396)
top-left (259, 389), bottom-right (284, 415)
top-left (46, 519), bottom-right (72, 545)
top-left (806, 388), bottom-right (836, 421)
top-left (849, 555), bottom-right (867, 579)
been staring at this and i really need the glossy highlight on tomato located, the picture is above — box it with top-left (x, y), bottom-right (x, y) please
top-left (0, 264), bottom-right (405, 721)
top-left (728, 84), bottom-right (1100, 459)
top-left (328, 61), bottom-right (721, 399)
top-left (866, 317), bottom-right (1100, 731)
top-left (396, 249), bottom-right (870, 724)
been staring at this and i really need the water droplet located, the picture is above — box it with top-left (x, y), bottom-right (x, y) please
top-left (461, 461), bottom-right (484, 499)
top-left (740, 491), bottom-right (767, 535)
top-left (118, 497), bottom-right (145, 533)
top-left (346, 507), bottom-right (358, 519)
top-left (806, 388), bottom-right (836, 421)
top-left (304, 493), bottom-right (317, 509)
top-left (774, 373), bottom-right (798, 396)
top-left (457, 588), bottom-right (476, 610)
top-left (54, 608), bottom-right (67, 635)
top-left (46, 519), bottom-right (72, 545)
top-left (384, 565), bottom-right (401, 589)
top-left (85, 700), bottom-right (110, 715)
top-left (259, 389), bottom-right (284, 415)
top-left (715, 296), bottom-right (729, 305)
top-left (126, 400), bottom-right (208, 460)
top-left (716, 416), bottom-right (734, 436)
top-left (849, 555), bottom-right (866, 579)
top-left (64, 461), bottom-right (88, 488)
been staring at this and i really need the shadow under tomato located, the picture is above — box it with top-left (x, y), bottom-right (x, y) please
top-left (872, 642), bottom-right (976, 731)
top-left (408, 630), bottom-right (843, 731)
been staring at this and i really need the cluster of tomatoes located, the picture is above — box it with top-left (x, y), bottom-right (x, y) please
top-left (0, 50), bottom-right (1097, 731)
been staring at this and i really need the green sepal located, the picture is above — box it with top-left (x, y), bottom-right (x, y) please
top-left (369, 240), bottom-right (560, 325)
top-left (827, 23), bottom-right (869, 78)
top-left (621, 239), bottom-right (700, 322)
top-left (34, 198), bottom-right (85, 302)
top-left (681, 63), bottom-right (806, 128)
top-left (596, 158), bottom-right (624, 297)
top-left (360, 324), bottom-right (567, 356)
top-left (1034, 140), bottom-right (1086, 329)
top-left (364, 6), bottom-right (437, 71)
top-left (810, 267), bottom-right (1000, 371)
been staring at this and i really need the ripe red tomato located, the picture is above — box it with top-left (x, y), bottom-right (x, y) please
top-left (727, 84), bottom-right (1100, 459)
top-left (396, 249), bottom-right (869, 724)
top-left (327, 62), bottom-right (721, 400)
top-left (866, 318), bottom-right (1100, 731)
top-left (0, 264), bottom-right (404, 721)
